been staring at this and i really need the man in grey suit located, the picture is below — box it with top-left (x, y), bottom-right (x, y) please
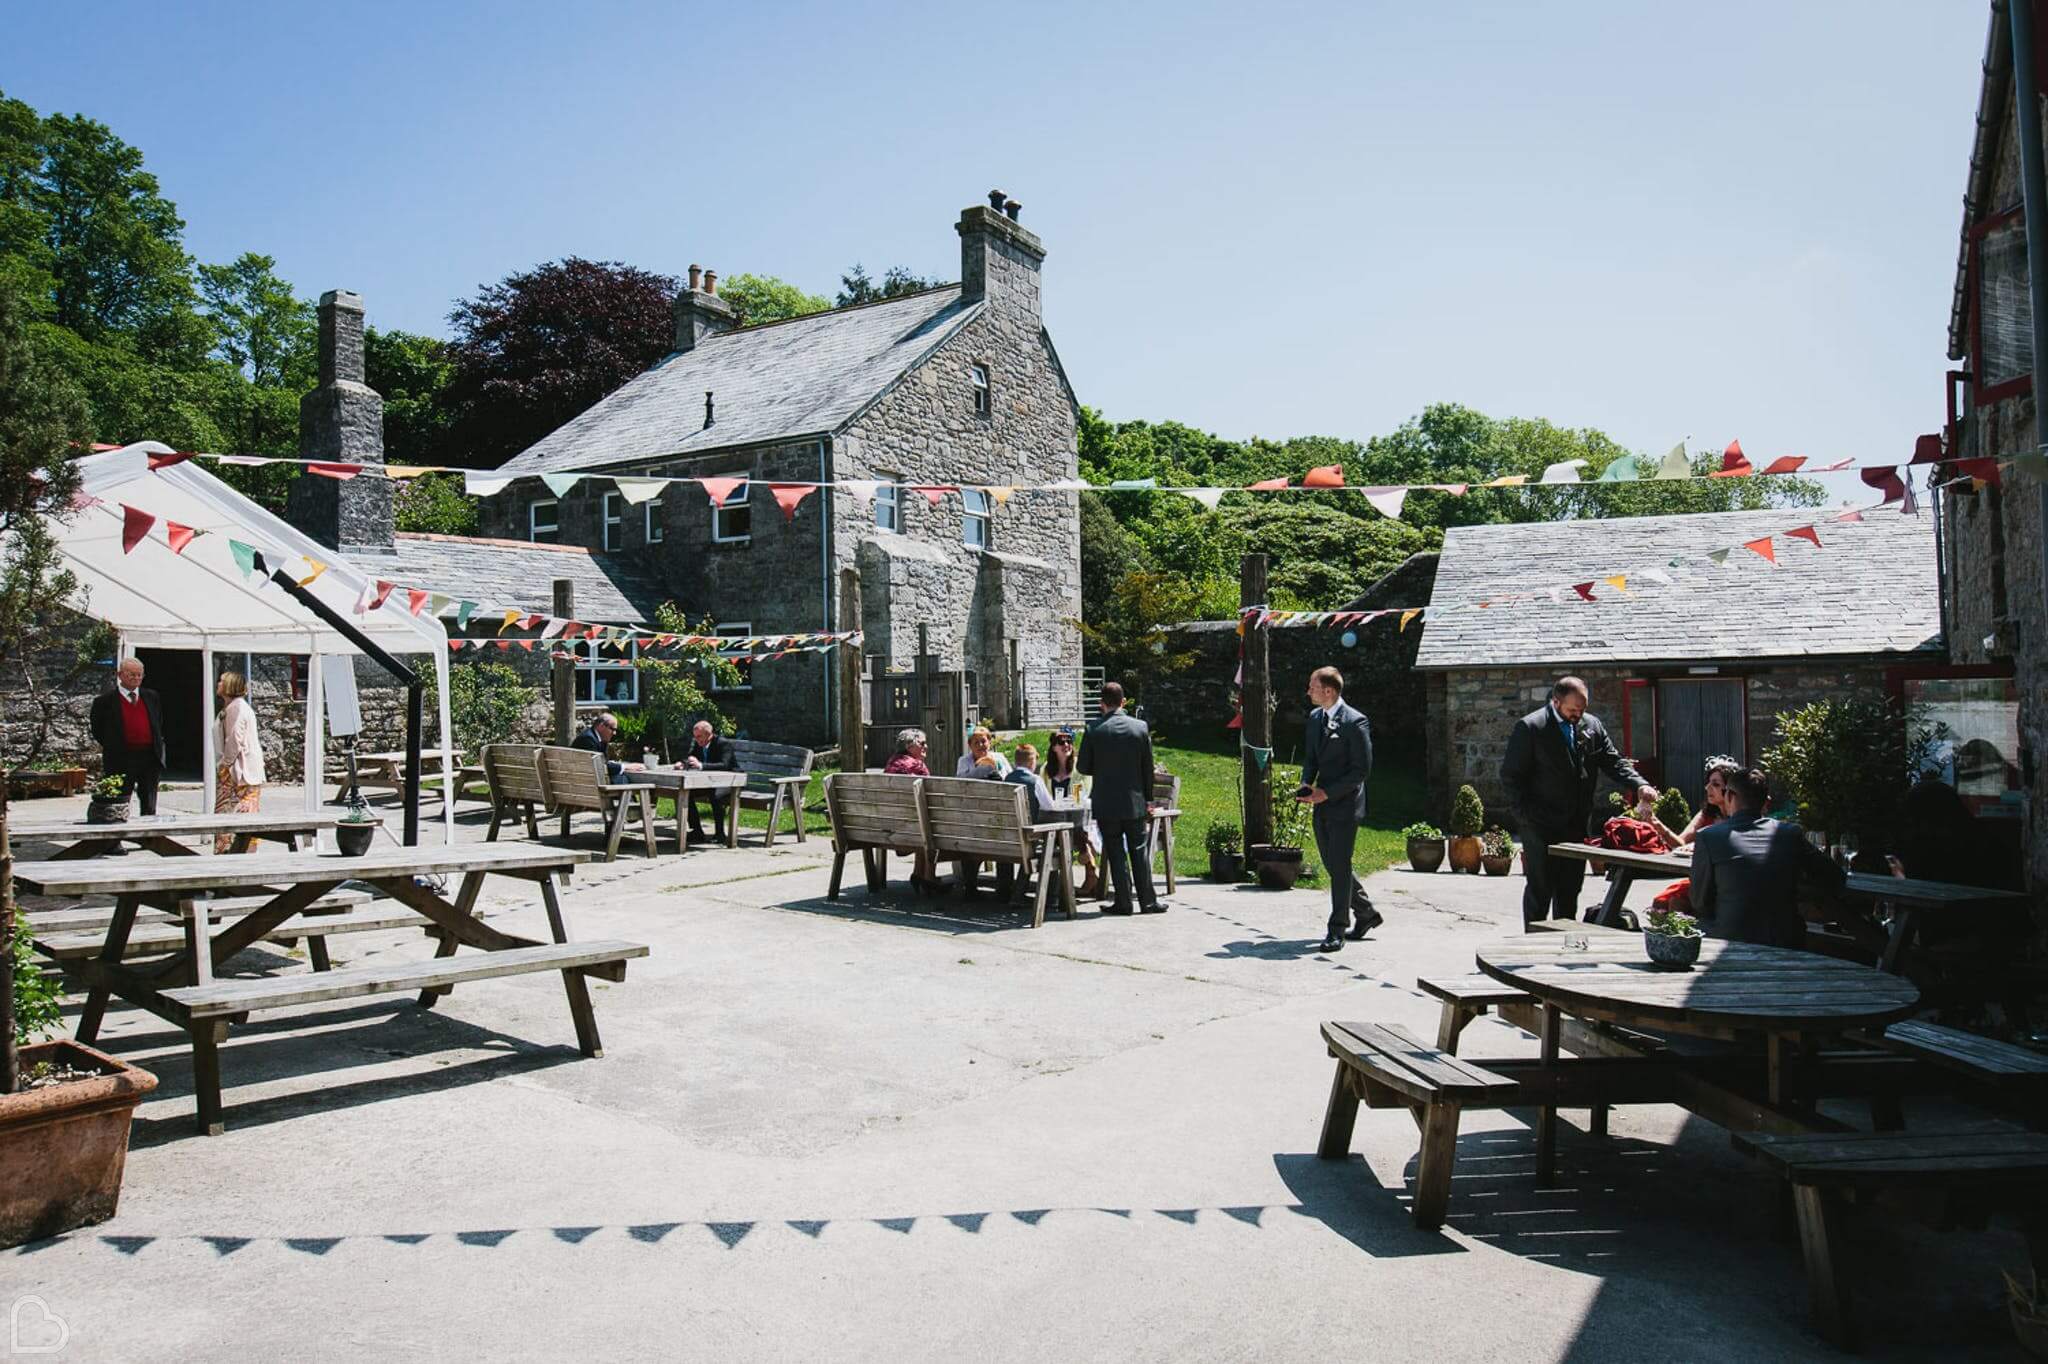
top-left (1689, 766), bottom-right (1843, 947)
top-left (1300, 666), bottom-right (1379, 953)
top-left (1077, 680), bottom-right (1164, 916)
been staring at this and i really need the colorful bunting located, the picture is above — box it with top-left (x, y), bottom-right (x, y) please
top-left (1742, 537), bottom-right (1777, 564)
top-left (1399, 609), bottom-right (1419, 632)
top-left (1541, 460), bottom-right (1587, 484)
top-left (297, 559), bottom-right (327, 587)
top-left (1714, 440), bottom-right (1752, 477)
top-left (465, 473), bottom-right (513, 496)
top-left (307, 462), bottom-right (361, 480)
top-left (229, 539), bottom-right (258, 578)
top-left (987, 486), bottom-right (1016, 506)
top-left (456, 600), bottom-right (477, 629)
top-left (768, 483), bottom-right (818, 521)
top-left (615, 477), bottom-right (668, 506)
top-left (1602, 574), bottom-right (1628, 593)
top-left (407, 589), bottom-right (430, 616)
top-left (1860, 467), bottom-right (1906, 504)
top-left (1759, 456), bottom-right (1807, 475)
top-left (1657, 443), bottom-right (1690, 479)
top-left (1302, 466), bottom-right (1345, 488)
top-left (1598, 457), bottom-right (1640, 482)
top-left (164, 522), bottom-right (198, 554)
top-left (910, 485), bottom-right (953, 505)
top-left (1246, 477), bottom-right (1289, 491)
top-left (120, 504), bottom-right (153, 553)
top-left (147, 450), bottom-right (194, 471)
top-left (1572, 582), bottom-right (1597, 602)
top-left (1785, 525), bottom-right (1822, 547)
top-left (541, 472), bottom-right (583, 497)
top-left (1362, 487), bottom-right (1407, 519)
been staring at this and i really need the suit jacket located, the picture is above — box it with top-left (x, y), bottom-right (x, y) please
top-left (1301, 700), bottom-right (1372, 823)
top-left (571, 727), bottom-right (623, 782)
top-left (1689, 812), bottom-right (1844, 947)
top-left (1077, 709), bottom-right (1156, 821)
top-left (685, 735), bottom-right (736, 772)
top-left (1500, 704), bottom-right (1644, 839)
top-left (90, 685), bottom-right (166, 767)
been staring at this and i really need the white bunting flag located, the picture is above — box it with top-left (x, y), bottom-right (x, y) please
top-left (1641, 568), bottom-right (1674, 586)
top-left (541, 472), bottom-right (583, 497)
top-left (465, 473), bottom-right (513, 496)
top-left (1363, 487), bottom-right (1407, 519)
top-left (614, 477), bottom-right (668, 506)
top-left (1540, 459), bottom-right (1588, 484)
top-left (839, 480), bottom-right (880, 505)
top-left (1180, 487), bottom-right (1226, 511)
top-left (1657, 443), bottom-right (1690, 479)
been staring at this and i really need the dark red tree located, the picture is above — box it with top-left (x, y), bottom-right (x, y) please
top-left (442, 257), bottom-right (678, 468)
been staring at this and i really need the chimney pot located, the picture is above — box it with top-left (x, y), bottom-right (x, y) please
top-left (1003, 199), bottom-right (1021, 221)
top-left (704, 269), bottom-right (717, 295)
top-left (988, 189), bottom-right (1007, 210)
top-left (704, 390), bottom-right (715, 428)
top-left (688, 264), bottom-right (702, 291)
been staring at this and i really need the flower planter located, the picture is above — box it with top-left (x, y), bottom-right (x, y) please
top-left (335, 822), bottom-right (376, 856)
top-left (1, 1040), bottom-right (157, 1250)
top-left (1447, 834), bottom-right (1483, 874)
top-left (1248, 844), bottom-right (1305, 890)
top-left (1208, 851), bottom-right (1244, 883)
top-left (84, 798), bottom-right (130, 825)
top-left (1480, 853), bottom-right (1514, 877)
top-left (10, 768), bottom-right (87, 799)
top-left (1406, 837), bottom-right (1446, 873)
top-left (1644, 931), bottom-right (1702, 969)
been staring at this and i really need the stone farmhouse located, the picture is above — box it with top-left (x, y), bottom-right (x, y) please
top-left (475, 193), bottom-right (1085, 744)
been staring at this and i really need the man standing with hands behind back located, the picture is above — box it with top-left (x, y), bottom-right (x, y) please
top-left (1501, 676), bottom-right (1656, 929)
top-left (1300, 667), bottom-right (1379, 953)
top-left (1078, 680), bottom-right (1165, 916)
top-left (92, 657), bottom-right (166, 816)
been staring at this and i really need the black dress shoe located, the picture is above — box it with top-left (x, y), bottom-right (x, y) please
top-left (1101, 903), bottom-right (1136, 916)
top-left (1315, 935), bottom-right (1345, 953)
top-left (1139, 902), bottom-right (1168, 914)
top-left (1345, 907), bottom-right (1384, 940)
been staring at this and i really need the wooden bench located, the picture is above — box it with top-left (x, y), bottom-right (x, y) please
top-left (727, 738), bottom-right (814, 846)
top-left (1733, 1127), bottom-right (2048, 1349)
top-left (1865, 1020), bottom-right (2048, 1127)
top-left (1418, 975), bottom-right (1533, 1053)
top-left (536, 746), bottom-right (659, 861)
top-left (1317, 1019), bottom-right (1520, 1229)
top-left (1145, 768), bottom-right (1183, 894)
top-left (921, 775), bottom-right (1076, 929)
top-left (481, 744), bottom-right (548, 842)
top-left (25, 888), bottom-right (371, 936)
top-left (824, 773), bottom-right (930, 900)
top-left (36, 903), bottom-right (446, 973)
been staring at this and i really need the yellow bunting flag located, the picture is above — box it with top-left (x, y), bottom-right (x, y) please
top-left (500, 608), bottom-right (522, 634)
top-left (297, 559), bottom-right (327, 587)
top-left (1483, 475), bottom-right (1528, 487)
top-left (385, 465), bottom-right (431, 479)
top-left (1603, 574), bottom-right (1628, 593)
top-left (987, 486), bottom-right (1015, 506)
top-left (1399, 609), bottom-right (1420, 632)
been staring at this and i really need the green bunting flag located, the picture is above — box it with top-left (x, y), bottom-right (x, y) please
top-left (229, 539), bottom-right (257, 579)
top-left (455, 601), bottom-right (477, 629)
top-left (1598, 456), bottom-right (1640, 482)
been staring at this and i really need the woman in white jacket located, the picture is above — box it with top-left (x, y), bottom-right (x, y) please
top-left (212, 671), bottom-right (266, 851)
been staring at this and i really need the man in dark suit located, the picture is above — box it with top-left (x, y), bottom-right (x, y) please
top-left (681, 719), bottom-right (737, 844)
top-left (1077, 680), bottom-right (1163, 916)
top-left (1300, 666), bottom-right (1380, 953)
top-left (90, 657), bottom-right (166, 815)
top-left (571, 711), bottom-right (645, 783)
top-left (1690, 766), bottom-right (1843, 946)
top-left (1500, 676), bottom-right (1656, 928)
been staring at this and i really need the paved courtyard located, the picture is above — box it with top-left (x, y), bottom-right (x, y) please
top-left (4, 791), bottom-right (2029, 1361)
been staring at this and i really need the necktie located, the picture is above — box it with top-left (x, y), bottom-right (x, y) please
top-left (1562, 721), bottom-right (1577, 755)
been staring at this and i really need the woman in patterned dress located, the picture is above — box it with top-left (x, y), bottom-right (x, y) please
top-left (212, 671), bottom-right (265, 852)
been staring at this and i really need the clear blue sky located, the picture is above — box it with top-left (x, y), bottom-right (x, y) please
top-left (6, 0), bottom-right (1988, 472)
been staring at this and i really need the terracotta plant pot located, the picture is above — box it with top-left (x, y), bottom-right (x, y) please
top-left (335, 822), bottom-right (376, 856)
top-left (9, 768), bottom-right (87, 799)
top-left (1480, 854), bottom-right (1514, 877)
top-left (1406, 837), bottom-right (1446, 873)
top-left (1447, 835), bottom-right (1483, 874)
top-left (1208, 851), bottom-right (1244, 883)
top-left (1248, 844), bottom-right (1305, 890)
top-left (1, 1039), bottom-right (157, 1250)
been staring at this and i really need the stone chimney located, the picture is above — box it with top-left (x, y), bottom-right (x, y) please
top-left (957, 191), bottom-right (1046, 323)
top-left (287, 289), bottom-right (394, 554)
top-left (673, 268), bottom-right (738, 351)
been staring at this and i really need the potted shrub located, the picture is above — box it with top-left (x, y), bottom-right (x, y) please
top-left (1249, 767), bottom-right (1311, 890)
top-left (1480, 827), bottom-right (1515, 876)
top-left (1205, 822), bottom-right (1245, 883)
top-left (1404, 821), bottom-right (1446, 873)
top-left (1652, 786), bottom-right (1691, 837)
top-left (335, 799), bottom-right (377, 857)
top-left (1447, 784), bottom-right (1485, 873)
top-left (83, 774), bottom-right (129, 825)
top-left (1643, 906), bottom-right (1704, 969)
top-left (9, 759), bottom-right (87, 800)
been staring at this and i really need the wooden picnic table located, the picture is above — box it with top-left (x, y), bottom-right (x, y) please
top-left (9, 809), bottom-right (370, 860)
top-left (633, 766), bottom-right (747, 849)
top-left (15, 843), bottom-right (646, 1135)
top-left (334, 747), bottom-right (465, 802)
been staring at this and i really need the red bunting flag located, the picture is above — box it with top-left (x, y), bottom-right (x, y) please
top-left (1759, 456), bottom-right (1807, 475)
top-left (369, 580), bottom-right (397, 610)
top-left (120, 504), bottom-right (154, 553)
top-left (1910, 433), bottom-right (1944, 465)
top-left (1246, 477), bottom-right (1289, 491)
top-left (1955, 457), bottom-right (2001, 487)
top-left (1743, 536), bottom-right (1777, 564)
top-left (165, 521), bottom-right (198, 554)
top-left (147, 450), bottom-right (194, 471)
top-left (1860, 467), bottom-right (1906, 504)
top-left (769, 483), bottom-right (817, 521)
top-left (1302, 465), bottom-right (1345, 488)
top-left (1712, 440), bottom-right (1752, 477)
top-left (700, 477), bottom-right (746, 507)
top-left (448, 640), bottom-right (463, 652)
top-left (517, 639), bottom-right (535, 652)
top-left (1785, 525), bottom-right (1822, 547)
top-left (407, 589), bottom-right (430, 616)
top-left (910, 485), bottom-right (953, 505)
top-left (1813, 458), bottom-right (1855, 472)
top-left (69, 490), bottom-right (101, 512)
top-left (1834, 508), bottom-right (1864, 523)
top-left (1571, 582), bottom-right (1597, 602)
top-left (1226, 711), bottom-right (1244, 730)
top-left (307, 462), bottom-right (362, 480)
top-left (493, 639), bottom-right (511, 650)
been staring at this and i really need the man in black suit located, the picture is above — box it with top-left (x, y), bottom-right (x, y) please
top-left (571, 711), bottom-right (644, 783)
top-left (681, 719), bottom-right (737, 844)
top-left (1300, 666), bottom-right (1381, 953)
top-left (1077, 680), bottom-right (1164, 916)
top-left (1690, 766), bottom-right (1842, 946)
top-left (1500, 676), bottom-right (1656, 928)
top-left (89, 657), bottom-right (166, 815)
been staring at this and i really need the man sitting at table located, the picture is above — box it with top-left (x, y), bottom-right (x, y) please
top-left (1689, 766), bottom-right (1843, 947)
top-left (572, 711), bottom-right (644, 784)
top-left (682, 719), bottom-right (737, 844)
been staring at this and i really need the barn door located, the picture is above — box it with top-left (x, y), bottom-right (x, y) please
top-left (1656, 679), bottom-right (1745, 806)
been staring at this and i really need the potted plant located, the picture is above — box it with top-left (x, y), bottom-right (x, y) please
top-left (1643, 906), bottom-right (1704, 969)
top-left (1205, 822), bottom-right (1245, 883)
top-left (1248, 767), bottom-right (1311, 890)
top-left (1653, 786), bottom-right (1691, 837)
top-left (9, 759), bottom-right (87, 800)
top-left (1404, 821), bottom-right (1446, 873)
top-left (83, 774), bottom-right (129, 825)
top-left (612, 710), bottom-right (650, 763)
top-left (1447, 784), bottom-right (1485, 873)
top-left (1480, 827), bottom-right (1515, 876)
top-left (335, 799), bottom-right (377, 857)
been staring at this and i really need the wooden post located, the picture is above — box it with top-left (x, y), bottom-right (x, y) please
top-left (551, 579), bottom-right (575, 747)
top-left (1241, 554), bottom-right (1273, 849)
top-left (1, 776), bottom-right (14, 1093)
top-left (838, 568), bottom-right (864, 772)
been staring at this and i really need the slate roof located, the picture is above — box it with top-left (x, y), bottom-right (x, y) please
top-left (1413, 508), bottom-right (1941, 670)
top-left (495, 287), bottom-right (979, 477)
top-left (377, 533), bottom-right (665, 624)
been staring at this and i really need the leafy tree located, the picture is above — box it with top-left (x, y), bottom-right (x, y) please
top-left (1072, 570), bottom-right (1206, 708)
top-left (392, 473), bottom-right (478, 535)
top-left (197, 251), bottom-right (312, 389)
top-left (836, 263), bottom-right (937, 306)
top-left (634, 603), bottom-right (742, 759)
top-left (442, 257), bottom-right (679, 467)
top-left (422, 660), bottom-right (540, 754)
top-left (720, 272), bottom-right (829, 327)
top-left (0, 91), bottom-right (51, 309)
top-left (1762, 699), bottom-right (1945, 847)
top-left (366, 326), bottom-right (456, 463)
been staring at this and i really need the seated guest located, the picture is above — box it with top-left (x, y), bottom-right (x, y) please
top-left (1645, 755), bottom-right (1740, 848)
top-left (572, 711), bottom-right (644, 783)
top-left (882, 728), bottom-right (942, 895)
top-left (1005, 742), bottom-right (1054, 820)
top-left (681, 719), bottom-right (736, 844)
top-left (955, 727), bottom-right (1011, 779)
top-left (1043, 728), bottom-right (1102, 898)
top-left (1689, 766), bottom-right (1843, 946)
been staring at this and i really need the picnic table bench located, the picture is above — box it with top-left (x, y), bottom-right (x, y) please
top-left (727, 739), bottom-right (815, 846)
top-left (538, 747), bottom-right (658, 860)
top-left (332, 748), bottom-right (465, 803)
top-left (633, 765), bottom-right (748, 850)
top-left (9, 810), bottom-right (366, 860)
top-left (16, 843), bottom-right (647, 1135)
top-left (823, 773), bottom-right (930, 898)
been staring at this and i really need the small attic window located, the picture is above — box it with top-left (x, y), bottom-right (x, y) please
top-left (970, 363), bottom-right (991, 418)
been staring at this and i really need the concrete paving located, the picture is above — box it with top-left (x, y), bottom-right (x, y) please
top-left (2, 788), bottom-right (2030, 1361)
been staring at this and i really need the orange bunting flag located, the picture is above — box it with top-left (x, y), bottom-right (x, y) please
top-left (1602, 574), bottom-right (1628, 593)
top-left (1572, 582), bottom-right (1597, 602)
top-left (165, 521), bottom-right (198, 554)
top-left (769, 483), bottom-right (817, 521)
top-left (1743, 536), bottom-right (1777, 564)
top-left (297, 559), bottom-right (328, 587)
top-left (1713, 440), bottom-right (1752, 477)
top-left (1785, 525), bottom-right (1822, 547)
top-left (1759, 456), bottom-right (1807, 475)
top-left (407, 589), bottom-right (430, 615)
top-left (307, 462), bottom-right (362, 480)
top-left (1399, 609), bottom-right (1420, 632)
top-left (1246, 477), bottom-right (1289, 491)
top-left (1834, 508), bottom-right (1864, 522)
top-left (517, 639), bottom-right (535, 652)
top-left (699, 477), bottom-right (746, 508)
top-left (120, 504), bottom-right (154, 553)
top-left (493, 639), bottom-right (511, 650)
top-left (448, 640), bottom-right (463, 652)
top-left (1303, 465), bottom-right (1345, 488)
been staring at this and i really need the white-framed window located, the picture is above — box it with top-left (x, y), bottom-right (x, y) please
top-left (875, 473), bottom-right (901, 532)
top-left (645, 499), bottom-right (665, 544)
top-left (529, 499), bottom-right (559, 543)
top-left (713, 480), bottom-right (751, 543)
top-left (602, 492), bottom-right (623, 551)
top-left (712, 621), bottom-right (753, 691)
top-left (970, 362), bottom-right (991, 417)
top-left (962, 487), bottom-right (992, 549)
top-left (570, 638), bottom-right (640, 706)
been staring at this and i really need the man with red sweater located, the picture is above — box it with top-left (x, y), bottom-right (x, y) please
top-left (90, 657), bottom-right (166, 815)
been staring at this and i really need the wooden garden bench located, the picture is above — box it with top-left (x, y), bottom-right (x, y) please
top-left (824, 773), bottom-right (930, 899)
top-left (1144, 768), bottom-right (1183, 894)
top-left (1733, 1127), bottom-right (2048, 1349)
top-left (728, 738), bottom-right (814, 846)
top-left (921, 775), bottom-right (1077, 929)
top-left (35, 903), bottom-right (453, 973)
top-left (536, 746), bottom-right (659, 861)
top-left (25, 889), bottom-right (370, 937)
top-left (482, 744), bottom-right (548, 842)
top-left (1862, 1020), bottom-right (2048, 1127)
top-left (1316, 1019), bottom-right (1520, 1229)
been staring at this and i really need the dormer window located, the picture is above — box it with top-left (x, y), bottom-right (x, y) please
top-left (970, 363), bottom-right (991, 418)
top-left (530, 499), bottom-right (559, 543)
